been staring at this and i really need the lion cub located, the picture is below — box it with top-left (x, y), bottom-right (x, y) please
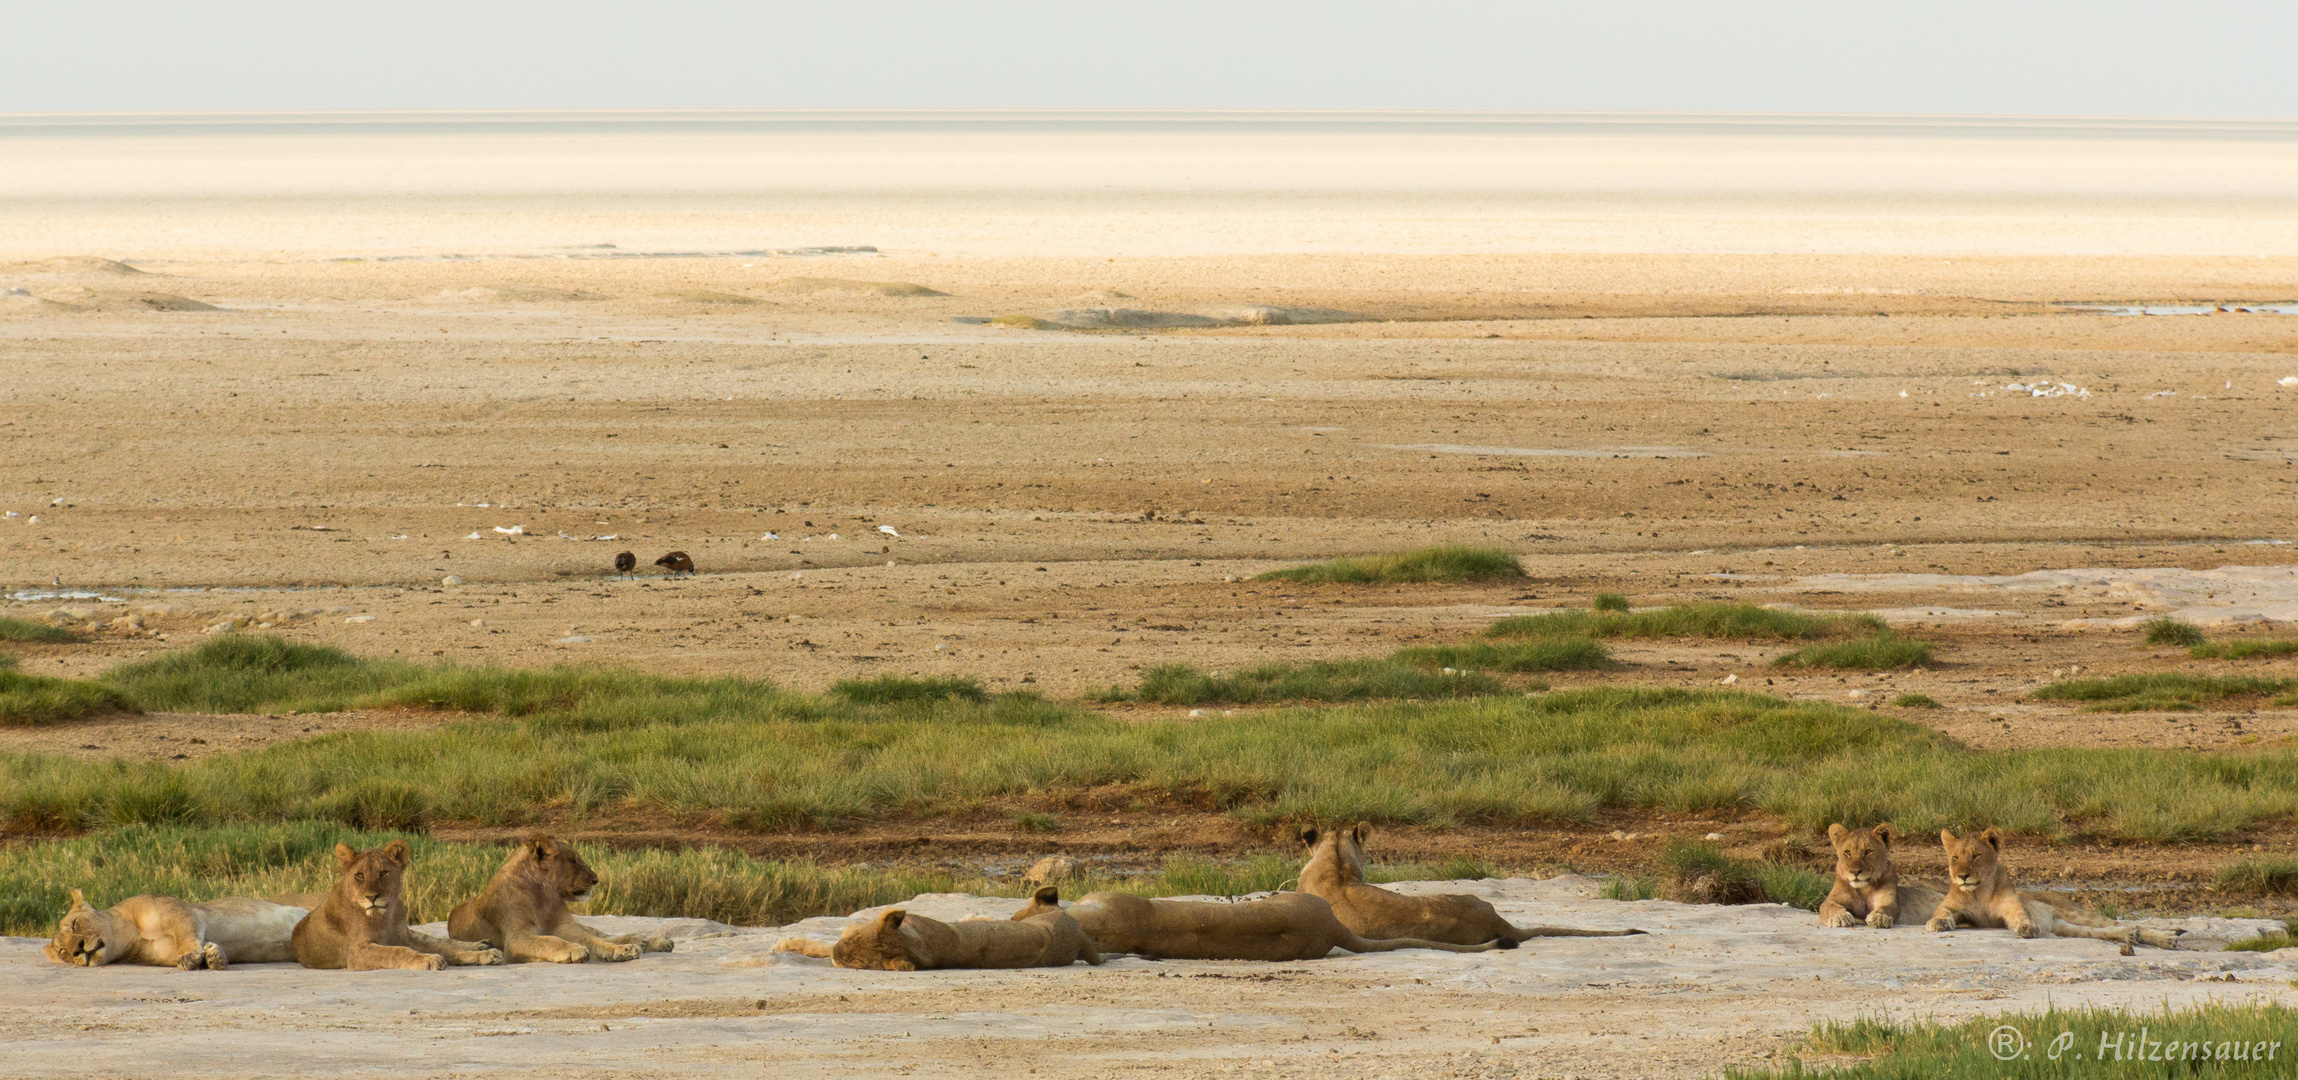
top-left (772, 887), bottom-right (1104, 970)
top-left (448, 834), bottom-right (672, 963)
top-left (293, 840), bottom-right (505, 971)
top-left (45, 889), bottom-right (305, 970)
top-left (1924, 828), bottom-right (2181, 949)
top-left (1816, 824), bottom-right (1942, 929)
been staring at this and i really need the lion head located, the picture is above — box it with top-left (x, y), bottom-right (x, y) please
top-left (333, 839), bottom-right (412, 917)
top-left (43, 889), bottom-right (114, 966)
top-left (831, 909), bottom-right (919, 971)
top-left (1298, 822), bottom-right (1371, 884)
top-left (1940, 827), bottom-right (2005, 894)
top-left (513, 833), bottom-right (599, 905)
top-left (1825, 823), bottom-right (1898, 891)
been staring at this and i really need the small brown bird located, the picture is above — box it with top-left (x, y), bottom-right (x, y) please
top-left (613, 551), bottom-right (636, 577)
top-left (654, 550), bottom-right (695, 575)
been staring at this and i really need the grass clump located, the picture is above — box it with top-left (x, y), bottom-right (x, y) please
top-left (2190, 639), bottom-right (2298, 660)
top-left (2224, 919), bottom-right (2298, 953)
top-left (0, 616), bottom-right (79, 644)
top-left (1113, 659), bottom-right (1506, 705)
top-left (1730, 1002), bottom-right (2297, 1078)
top-left (1758, 863), bottom-right (1833, 911)
top-left (830, 675), bottom-right (989, 705)
top-left (1013, 811), bottom-right (1062, 833)
top-left (1256, 544), bottom-right (1525, 585)
top-left (1390, 638), bottom-right (1610, 673)
top-left (1889, 693), bottom-right (1941, 709)
top-left (103, 635), bottom-right (416, 713)
top-left (0, 671), bottom-right (138, 726)
top-left (1772, 633), bottom-right (1934, 671)
top-left (2215, 856), bottom-right (2298, 896)
top-left (1602, 875), bottom-right (1658, 901)
top-left (2141, 616), bottom-right (2209, 647)
top-left (1591, 593), bottom-right (1631, 612)
top-left (1488, 603), bottom-right (1885, 642)
top-left (2031, 673), bottom-right (2298, 712)
top-left (1655, 839), bottom-right (1765, 904)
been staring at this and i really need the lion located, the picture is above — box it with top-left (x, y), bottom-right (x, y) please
top-left (1924, 828), bottom-right (2182, 949)
top-left (771, 887), bottom-right (1104, 970)
top-left (1298, 824), bottom-right (1644, 945)
top-left (1015, 887), bottom-right (1510, 961)
top-left (446, 833), bottom-right (673, 963)
top-left (1816, 823), bottom-right (1943, 928)
top-left (292, 840), bottom-right (505, 970)
top-left (44, 889), bottom-right (306, 970)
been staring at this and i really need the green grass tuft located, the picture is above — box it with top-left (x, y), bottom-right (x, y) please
top-left (1772, 633), bottom-right (1935, 671)
top-left (104, 634), bottom-right (412, 713)
top-left (2223, 920), bottom-right (2298, 953)
top-left (2189, 639), bottom-right (2298, 660)
top-left (0, 653), bottom-right (17, 671)
top-left (0, 616), bottom-right (80, 644)
top-left (830, 675), bottom-right (990, 705)
top-left (1889, 693), bottom-right (1941, 709)
top-left (1591, 593), bottom-right (1631, 612)
top-left (1013, 811), bottom-right (1062, 833)
top-left (1255, 544), bottom-right (1525, 585)
top-left (2031, 673), bottom-right (2298, 712)
top-left (1758, 863), bottom-right (1833, 911)
top-left (1655, 838), bottom-right (1764, 903)
top-left (1601, 874), bottom-right (1658, 901)
top-left (1730, 1002), bottom-right (2298, 1079)
top-left (1114, 659), bottom-right (1507, 705)
top-left (2141, 616), bottom-right (2209, 647)
top-left (1487, 603), bottom-right (1885, 642)
top-left (2215, 856), bottom-right (2298, 896)
top-left (0, 671), bottom-right (139, 726)
top-left (1390, 638), bottom-right (1610, 673)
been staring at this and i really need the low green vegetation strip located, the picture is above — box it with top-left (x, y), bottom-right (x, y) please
top-left (1103, 659), bottom-right (1511, 705)
top-left (2214, 855), bottom-right (2298, 897)
top-left (0, 822), bottom-right (1492, 937)
top-left (2190, 639), bottom-right (2298, 660)
top-left (1728, 1003), bottom-right (2296, 1079)
top-left (5, 638), bottom-right (2298, 841)
top-left (1771, 633), bottom-right (1935, 671)
top-left (0, 616), bottom-right (80, 644)
top-left (1389, 638), bottom-right (1611, 674)
top-left (0, 671), bottom-right (138, 726)
top-left (2224, 920), bottom-right (2297, 954)
top-left (1256, 544), bottom-right (1525, 584)
top-left (1486, 603), bottom-right (1884, 642)
top-left (1604, 839), bottom-right (1830, 910)
top-left (2031, 673), bottom-right (2298, 712)
top-left (2141, 616), bottom-right (2208, 647)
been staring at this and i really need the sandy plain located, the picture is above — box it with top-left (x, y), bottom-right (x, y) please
top-left (4, 113), bottom-right (2298, 1076)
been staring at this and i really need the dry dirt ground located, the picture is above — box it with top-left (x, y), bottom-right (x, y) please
top-left (8, 246), bottom-right (2298, 1075)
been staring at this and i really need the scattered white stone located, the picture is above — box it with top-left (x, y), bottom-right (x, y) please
top-left (762, 531), bottom-right (780, 540)
top-left (345, 615), bottom-right (376, 623)
top-left (1847, 689), bottom-right (1868, 698)
top-left (463, 531), bottom-right (482, 540)
top-left (441, 575), bottom-right (463, 586)
top-left (1719, 673), bottom-right (1739, 685)
top-left (1705, 832), bottom-right (1725, 841)
top-left (2004, 381), bottom-right (2091, 399)
top-left (1188, 709), bottom-right (1206, 717)
top-left (878, 525), bottom-right (899, 537)
top-left (493, 525), bottom-right (524, 535)
top-left (2281, 377), bottom-right (2298, 387)
top-left (555, 635), bottom-right (594, 644)
top-left (469, 619), bottom-right (486, 628)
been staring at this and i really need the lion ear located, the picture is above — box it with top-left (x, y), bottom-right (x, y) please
top-left (1872, 823), bottom-right (1895, 847)
top-left (334, 843), bottom-right (358, 869)
top-left (383, 839), bottom-right (411, 866)
top-left (1980, 826), bottom-right (2002, 850)
top-left (1938, 829), bottom-right (1957, 847)
top-left (1826, 823), bottom-right (1848, 845)
top-left (1299, 827), bottom-right (1320, 847)
top-left (1032, 886), bottom-right (1060, 905)
top-left (527, 835), bottom-right (556, 859)
top-left (68, 888), bottom-right (90, 910)
top-left (1350, 822), bottom-right (1369, 844)
top-left (881, 909), bottom-right (907, 929)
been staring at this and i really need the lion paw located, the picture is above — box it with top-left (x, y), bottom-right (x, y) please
top-left (1925, 918), bottom-right (1954, 933)
top-left (644, 935), bottom-right (675, 954)
top-left (469, 947), bottom-right (506, 966)
top-left (202, 942), bottom-right (229, 971)
top-left (1822, 911), bottom-right (1858, 929)
top-left (1865, 912), bottom-right (1893, 930)
top-left (2013, 923), bottom-right (2041, 939)
top-left (175, 949), bottom-right (207, 971)
top-left (416, 954), bottom-right (448, 971)
top-left (595, 942), bottom-right (641, 963)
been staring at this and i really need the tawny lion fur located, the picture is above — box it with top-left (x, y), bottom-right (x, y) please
top-left (1816, 823), bottom-right (1943, 929)
top-left (771, 887), bottom-right (1103, 970)
top-left (45, 889), bottom-right (305, 970)
top-left (1017, 886), bottom-right (1509, 961)
top-left (292, 840), bottom-right (505, 971)
top-left (1925, 828), bottom-right (2182, 949)
top-left (447, 834), bottom-right (672, 963)
top-left (1297, 823), bottom-right (1642, 945)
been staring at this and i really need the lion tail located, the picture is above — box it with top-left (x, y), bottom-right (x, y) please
top-left (1505, 923), bottom-right (1647, 941)
top-left (771, 937), bottom-right (835, 959)
top-left (1338, 932), bottom-right (1509, 954)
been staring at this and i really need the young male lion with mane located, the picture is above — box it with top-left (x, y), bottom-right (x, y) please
top-left (1924, 828), bottom-right (2182, 949)
top-left (447, 834), bottom-right (672, 963)
top-left (293, 840), bottom-right (505, 971)
top-left (45, 889), bottom-right (305, 970)
top-left (772, 886), bottom-right (1103, 970)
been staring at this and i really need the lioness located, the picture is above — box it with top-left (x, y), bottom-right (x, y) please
top-left (772, 887), bottom-right (1104, 970)
top-left (1017, 888), bottom-right (1509, 960)
top-left (1298, 824), bottom-right (1644, 945)
top-left (292, 840), bottom-right (505, 970)
top-left (1925, 828), bottom-right (2182, 949)
top-left (45, 889), bottom-right (305, 970)
top-left (447, 833), bottom-right (672, 963)
top-left (1816, 823), bottom-right (1943, 928)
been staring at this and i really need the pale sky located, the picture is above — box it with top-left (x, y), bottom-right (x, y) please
top-left (5, 0), bottom-right (2295, 118)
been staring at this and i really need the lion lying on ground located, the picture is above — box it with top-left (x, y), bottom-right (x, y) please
top-left (1298, 824), bottom-right (1644, 945)
top-left (292, 840), bottom-right (505, 970)
top-left (772, 886), bottom-right (1104, 970)
top-left (45, 889), bottom-right (306, 970)
top-left (447, 833), bottom-right (672, 963)
top-left (1816, 823), bottom-right (1943, 928)
top-left (1925, 828), bottom-right (2182, 949)
top-left (1017, 887), bottom-right (1510, 960)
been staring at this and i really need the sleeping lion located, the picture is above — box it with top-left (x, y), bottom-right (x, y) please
top-left (45, 889), bottom-right (305, 970)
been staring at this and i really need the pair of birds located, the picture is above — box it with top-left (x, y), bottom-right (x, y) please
top-left (614, 550), bottom-right (692, 577)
